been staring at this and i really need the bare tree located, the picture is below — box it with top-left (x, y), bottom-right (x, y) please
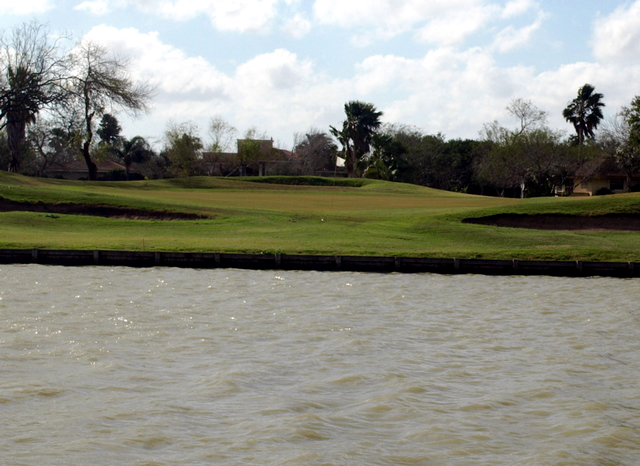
top-left (207, 116), bottom-right (237, 153)
top-left (506, 98), bottom-right (548, 136)
top-left (0, 21), bottom-right (70, 172)
top-left (599, 111), bottom-right (630, 157)
top-left (600, 97), bottom-right (640, 189)
top-left (28, 116), bottom-right (80, 176)
top-left (69, 41), bottom-right (152, 180)
top-left (479, 99), bottom-right (568, 198)
top-left (482, 99), bottom-right (548, 143)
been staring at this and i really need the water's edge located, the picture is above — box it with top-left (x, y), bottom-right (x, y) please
top-left (0, 248), bottom-right (637, 277)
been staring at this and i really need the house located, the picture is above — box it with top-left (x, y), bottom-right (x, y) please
top-left (46, 160), bottom-right (131, 180)
top-left (556, 155), bottom-right (640, 196)
top-left (203, 139), bottom-right (303, 176)
top-left (569, 174), bottom-right (640, 196)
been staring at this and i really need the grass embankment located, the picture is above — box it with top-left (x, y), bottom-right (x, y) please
top-left (1, 171), bottom-right (639, 261)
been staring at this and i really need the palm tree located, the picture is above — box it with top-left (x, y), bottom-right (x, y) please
top-left (0, 22), bottom-right (69, 172)
top-left (330, 101), bottom-right (382, 177)
top-left (4, 65), bottom-right (39, 172)
top-left (562, 84), bottom-right (605, 146)
top-left (112, 136), bottom-right (153, 180)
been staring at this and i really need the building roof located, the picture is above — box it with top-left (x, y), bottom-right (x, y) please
top-left (49, 160), bottom-right (127, 172)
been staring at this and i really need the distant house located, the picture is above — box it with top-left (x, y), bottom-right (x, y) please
top-left (203, 139), bottom-right (303, 177)
top-left (567, 174), bottom-right (639, 196)
top-left (556, 155), bottom-right (640, 196)
top-left (199, 152), bottom-right (237, 176)
top-left (46, 160), bottom-right (130, 180)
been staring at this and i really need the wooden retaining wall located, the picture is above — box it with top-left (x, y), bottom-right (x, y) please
top-left (0, 248), bottom-right (637, 278)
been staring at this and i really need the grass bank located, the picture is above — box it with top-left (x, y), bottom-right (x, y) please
top-left (1, 172), bottom-right (639, 261)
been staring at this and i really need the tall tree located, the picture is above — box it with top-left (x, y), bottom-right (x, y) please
top-left (110, 135), bottom-right (154, 180)
top-left (479, 100), bottom-right (567, 197)
top-left (605, 96), bottom-right (640, 189)
top-left (330, 101), bottom-right (382, 177)
top-left (207, 116), bottom-right (237, 153)
top-left (294, 130), bottom-right (337, 174)
top-left (69, 41), bottom-right (152, 180)
top-left (236, 127), bottom-right (272, 176)
top-left (0, 21), bottom-right (69, 172)
top-left (507, 98), bottom-right (548, 136)
top-left (162, 121), bottom-right (203, 177)
top-left (626, 96), bottom-right (640, 153)
top-left (0, 128), bottom-right (9, 170)
top-left (562, 84), bottom-right (605, 146)
top-left (364, 133), bottom-right (408, 181)
top-left (97, 113), bottom-right (122, 145)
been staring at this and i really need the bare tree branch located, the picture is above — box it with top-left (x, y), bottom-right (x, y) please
top-left (67, 40), bottom-right (154, 180)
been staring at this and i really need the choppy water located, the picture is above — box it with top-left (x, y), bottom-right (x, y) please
top-left (1, 265), bottom-right (639, 465)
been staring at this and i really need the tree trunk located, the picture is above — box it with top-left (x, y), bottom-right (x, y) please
top-left (82, 102), bottom-right (97, 180)
top-left (7, 119), bottom-right (27, 173)
top-left (346, 156), bottom-right (355, 178)
top-left (83, 141), bottom-right (97, 180)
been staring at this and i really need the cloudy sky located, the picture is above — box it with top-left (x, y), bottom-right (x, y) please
top-left (2, 0), bottom-right (640, 149)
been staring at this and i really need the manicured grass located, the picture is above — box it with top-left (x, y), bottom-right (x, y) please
top-left (1, 171), bottom-right (639, 261)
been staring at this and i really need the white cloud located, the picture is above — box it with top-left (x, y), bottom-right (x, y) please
top-left (491, 11), bottom-right (544, 52)
top-left (592, 0), bottom-right (640, 64)
top-left (75, 2), bottom-right (640, 151)
top-left (282, 14), bottom-right (312, 38)
top-left (74, 0), bottom-right (111, 15)
top-left (341, 41), bottom-right (640, 140)
top-left (354, 55), bottom-right (417, 94)
top-left (83, 25), bottom-right (232, 100)
top-left (314, 0), bottom-right (483, 45)
top-left (416, 5), bottom-right (499, 45)
top-left (231, 49), bottom-right (342, 135)
top-left (226, 48), bottom-right (353, 144)
top-left (0, 0), bottom-right (53, 15)
top-left (344, 47), bottom-right (537, 136)
top-left (501, 0), bottom-right (536, 18)
top-left (235, 49), bottom-right (313, 90)
top-left (313, 0), bottom-right (477, 29)
top-left (314, 0), bottom-right (543, 47)
top-left (79, 26), bottom-right (347, 146)
top-left (147, 0), bottom-right (279, 32)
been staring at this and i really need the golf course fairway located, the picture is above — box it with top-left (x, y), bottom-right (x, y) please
top-left (1, 171), bottom-right (639, 262)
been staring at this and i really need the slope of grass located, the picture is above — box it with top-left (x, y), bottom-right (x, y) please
top-left (1, 172), bottom-right (639, 261)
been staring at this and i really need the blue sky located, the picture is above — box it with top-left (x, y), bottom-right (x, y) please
top-left (2, 0), bottom-right (640, 151)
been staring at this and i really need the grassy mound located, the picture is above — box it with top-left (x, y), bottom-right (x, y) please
top-left (237, 176), bottom-right (369, 187)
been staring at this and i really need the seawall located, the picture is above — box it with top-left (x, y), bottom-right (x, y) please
top-left (0, 249), bottom-right (637, 278)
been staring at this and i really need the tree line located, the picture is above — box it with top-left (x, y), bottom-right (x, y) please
top-left (327, 84), bottom-right (640, 197)
top-left (0, 22), bottom-right (151, 180)
top-left (2, 22), bottom-right (640, 196)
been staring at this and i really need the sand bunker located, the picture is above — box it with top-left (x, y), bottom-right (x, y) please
top-left (463, 213), bottom-right (640, 231)
top-left (0, 197), bottom-right (205, 220)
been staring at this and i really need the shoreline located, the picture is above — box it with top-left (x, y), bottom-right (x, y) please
top-left (1, 248), bottom-right (637, 278)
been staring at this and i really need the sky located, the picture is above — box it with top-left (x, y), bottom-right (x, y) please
top-left (1, 0), bottom-right (640, 151)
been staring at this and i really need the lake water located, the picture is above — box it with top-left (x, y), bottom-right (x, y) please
top-left (1, 265), bottom-right (639, 465)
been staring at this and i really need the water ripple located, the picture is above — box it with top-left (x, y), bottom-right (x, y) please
top-left (0, 265), bottom-right (639, 464)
